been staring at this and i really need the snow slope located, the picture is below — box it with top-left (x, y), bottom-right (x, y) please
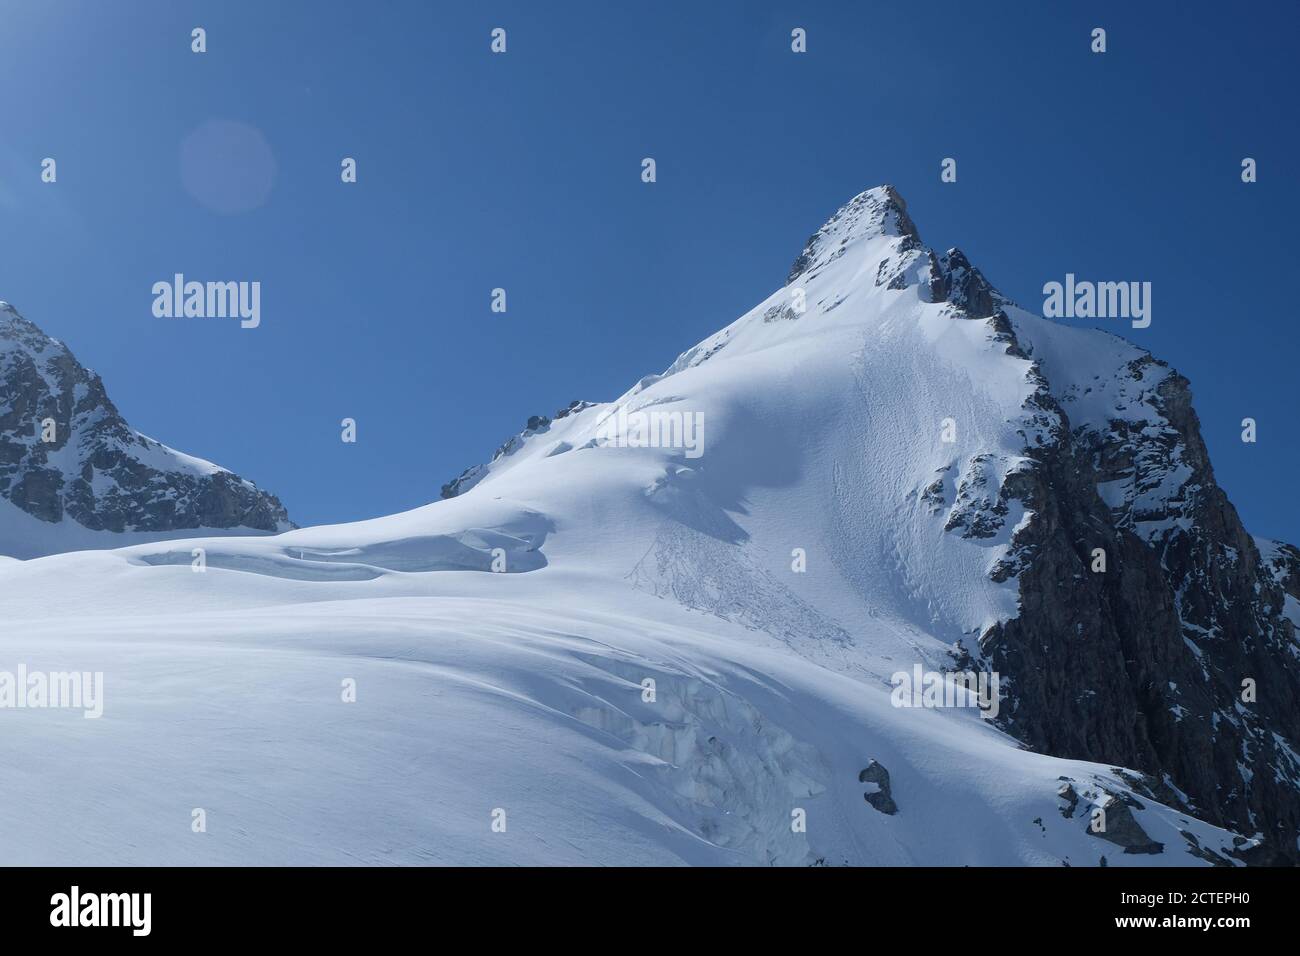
top-left (0, 496), bottom-right (282, 561)
top-left (0, 188), bottom-right (1254, 865)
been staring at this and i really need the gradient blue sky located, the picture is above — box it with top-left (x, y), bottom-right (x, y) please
top-left (1, 0), bottom-right (1297, 542)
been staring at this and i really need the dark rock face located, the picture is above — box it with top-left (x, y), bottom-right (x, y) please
top-left (976, 319), bottom-right (1300, 865)
top-left (0, 302), bottom-right (291, 540)
top-left (938, 248), bottom-right (997, 319)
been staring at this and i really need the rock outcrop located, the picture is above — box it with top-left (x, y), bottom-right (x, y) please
top-left (859, 760), bottom-right (898, 815)
top-left (441, 400), bottom-right (595, 499)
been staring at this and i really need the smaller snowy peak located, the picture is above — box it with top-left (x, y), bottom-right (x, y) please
top-left (786, 184), bottom-right (919, 285)
top-left (0, 300), bottom-right (292, 555)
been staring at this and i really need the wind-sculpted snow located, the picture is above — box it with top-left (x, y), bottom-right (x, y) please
top-left (1, 186), bottom-right (1295, 865)
top-left (135, 529), bottom-right (546, 580)
top-left (0, 566), bottom-right (1244, 865)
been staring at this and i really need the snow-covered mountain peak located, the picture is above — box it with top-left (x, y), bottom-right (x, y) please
top-left (424, 185), bottom-right (1300, 862)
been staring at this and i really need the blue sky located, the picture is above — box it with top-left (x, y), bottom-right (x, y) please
top-left (1, 0), bottom-right (1297, 542)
